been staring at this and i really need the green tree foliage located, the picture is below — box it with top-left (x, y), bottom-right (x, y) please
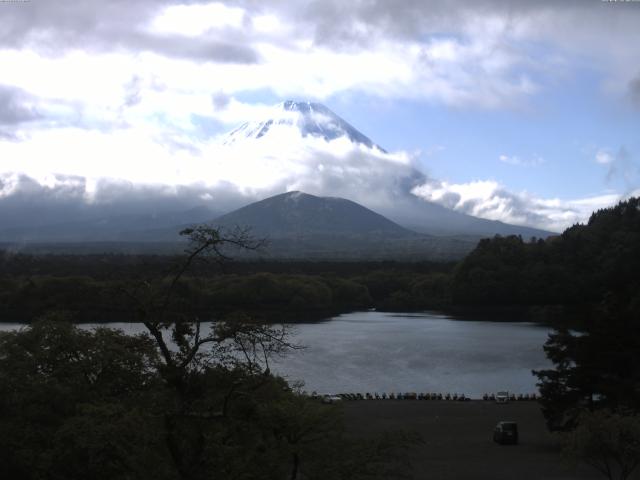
top-left (534, 298), bottom-right (640, 431)
top-left (452, 199), bottom-right (640, 433)
top-left (0, 255), bottom-right (457, 322)
top-left (0, 315), bottom-right (166, 479)
top-left (0, 226), bottom-right (418, 479)
top-left (2, 318), bottom-right (415, 479)
top-left (562, 410), bottom-right (640, 480)
top-left (452, 197), bottom-right (640, 311)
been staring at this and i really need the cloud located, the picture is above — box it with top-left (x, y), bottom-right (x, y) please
top-left (0, 121), bottom-right (426, 229)
top-left (149, 3), bottom-right (246, 36)
top-left (0, 1), bottom-right (636, 235)
top-left (595, 149), bottom-right (614, 165)
top-left (0, 85), bottom-right (41, 125)
top-left (630, 74), bottom-right (640, 109)
top-left (604, 147), bottom-right (639, 191)
top-left (411, 178), bottom-right (621, 232)
top-left (593, 146), bottom-right (639, 193)
top-left (0, 0), bottom-right (638, 114)
top-left (499, 154), bottom-right (545, 167)
top-left (0, 115), bottom-right (622, 233)
top-left (0, 0), bottom-right (636, 141)
top-left (0, 0), bottom-right (259, 64)
top-left (211, 92), bottom-right (231, 110)
top-left (0, 171), bottom-right (254, 230)
top-left (239, 0), bottom-right (640, 102)
top-left (122, 76), bottom-right (143, 108)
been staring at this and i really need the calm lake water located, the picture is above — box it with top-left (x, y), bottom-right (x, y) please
top-left (0, 311), bottom-right (551, 398)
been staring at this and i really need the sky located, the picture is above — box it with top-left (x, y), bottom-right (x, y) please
top-left (1, 0), bottom-right (639, 232)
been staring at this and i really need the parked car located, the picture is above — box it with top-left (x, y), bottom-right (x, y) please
top-left (495, 391), bottom-right (509, 403)
top-left (321, 394), bottom-right (343, 404)
top-left (493, 421), bottom-right (519, 445)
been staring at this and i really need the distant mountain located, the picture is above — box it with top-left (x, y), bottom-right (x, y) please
top-left (221, 100), bottom-right (385, 151)
top-left (0, 100), bottom-right (555, 251)
top-left (219, 100), bottom-right (554, 239)
top-left (214, 191), bottom-right (411, 238)
top-left (386, 197), bottom-right (554, 239)
top-left (0, 206), bottom-right (220, 243)
top-left (210, 191), bottom-right (476, 260)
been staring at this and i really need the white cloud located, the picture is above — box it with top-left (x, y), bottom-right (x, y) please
top-left (0, 17), bottom-right (541, 118)
top-left (148, 3), bottom-right (246, 37)
top-left (499, 154), bottom-right (545, 167)
top-left (0, 1), bottom-right (637, 235)
top-left (252, 14), bottom-right (286, 35)
top-left (1, 0), bottom-right (639, 110)
top-left (411, 178), bottom-right (621, 232)
top-left (0, 119), bottom-right (418, 207)
top-left (595, 149), bottom-right (614, 165)
top-left (0, 112), bottom-right (623, 233)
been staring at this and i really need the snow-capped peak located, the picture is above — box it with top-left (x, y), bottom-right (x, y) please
top-left (221, 100), bottom-right (385, 151)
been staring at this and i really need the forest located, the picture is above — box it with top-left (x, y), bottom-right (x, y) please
top-left (0, 253), bottom-right (455, 323)
top-left (0, 226), bottom-right (419, 480)
top-left (2, 198), bottom-right (639, 325)
top-left (1, 198), bottom-right (640, 479)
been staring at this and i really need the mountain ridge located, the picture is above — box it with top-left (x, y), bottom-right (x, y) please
top-left (222, 100), bottom-right (386, 151)
top-left (213, 191), bottom-right (416, 238)
top-left (208, 191), bottom-right (475, 260)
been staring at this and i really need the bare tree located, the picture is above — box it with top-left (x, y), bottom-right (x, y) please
top-left (121, 225), bottom-right (300, 479)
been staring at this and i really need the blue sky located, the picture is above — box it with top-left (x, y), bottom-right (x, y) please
top-left (0, 0), bottom-right (639, 231)
top-left (317, 66), bottom-right (639, 202)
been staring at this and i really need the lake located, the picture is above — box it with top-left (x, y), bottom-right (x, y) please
top-left (0, 310), bottom-right (552, 398)
top-left (271, 311), bottom-right (551, 398)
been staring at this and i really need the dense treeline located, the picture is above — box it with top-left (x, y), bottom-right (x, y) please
top-left (0, 256), bottom-right (455, 322)
top-left (452, 198), bottom-right (640, 320)
top-left (516, 199), bottom-right (640, 443)
top-left (3, 200), bottom-right (640, 478)
top-left (448, 198), bottom-right (640, 458)
top-left (0, 252), bottom-right (454, 278)
top-left (0, 227), bottom-right (418, 480)
top-left (2, 198), bottom-right (639, 324)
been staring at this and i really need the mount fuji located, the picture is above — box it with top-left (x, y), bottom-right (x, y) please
top-left (217, 100), bottom-right (553, 240)
top-left (0, 100), bottom-right (553, 255)
top-left (221, 100), bottom-right (385, 151)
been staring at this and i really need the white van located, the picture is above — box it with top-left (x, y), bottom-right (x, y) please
top-left (495, 391), bottom-right (509, 403)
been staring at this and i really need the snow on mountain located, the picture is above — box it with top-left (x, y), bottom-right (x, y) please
top-left (221, 100), bottom-right (385, 151)
top-left (214, 100), bottom-right (554, 239)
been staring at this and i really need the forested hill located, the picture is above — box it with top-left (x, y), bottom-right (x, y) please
top-left (451, 197), bottom-right (640, 313)
top-left (2, 198), bottom-right (638, 325)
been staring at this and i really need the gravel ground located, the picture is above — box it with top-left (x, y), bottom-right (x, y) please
top-left (343, 400), bottom-right (603, 480)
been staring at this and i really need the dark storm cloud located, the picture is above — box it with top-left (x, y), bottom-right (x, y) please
top-left (0, 85), bottom-right (41, 125)
top-left (0, 0), bottom-right (258, 63)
